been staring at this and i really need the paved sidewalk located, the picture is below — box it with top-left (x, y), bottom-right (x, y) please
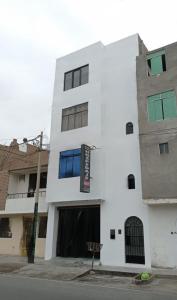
top-left (0, 255), bottom-right (177, 280)
top-left (0, 255), bottom-right (91, 280)
top-left (0, 255), bottom-right (177, 296)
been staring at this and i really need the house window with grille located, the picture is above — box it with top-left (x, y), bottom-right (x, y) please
top-left (0, 218), bottom-right (12, 238)
top-left (128, 174), bottom-right (135, 189)
top-left (159, 143), bottom-right (169, 154)
top-left (61, 102), bottom-right (88, 131)
top-left (126, 122), bottom-right (133, 134)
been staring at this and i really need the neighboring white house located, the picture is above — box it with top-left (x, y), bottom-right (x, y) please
top-left (45, 34), bottom-right (152, 268)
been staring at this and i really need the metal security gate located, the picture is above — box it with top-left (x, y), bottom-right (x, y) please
top-left (125, 216), bottom-right (145, 264)
top-left (56, 206), bottom-right (100, 258)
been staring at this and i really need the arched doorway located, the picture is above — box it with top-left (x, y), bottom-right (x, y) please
top-left (125, 216), bottom-right (145, 264)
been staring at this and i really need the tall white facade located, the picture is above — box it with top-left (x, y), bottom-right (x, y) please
top-left (45, 34), bottom-right (151, 268)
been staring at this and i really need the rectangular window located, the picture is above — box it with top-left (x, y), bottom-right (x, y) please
top-left (38, 216), bottom-right (47, 238)
top-left (159, 143), bottom-right (169, 154)
top-left (61, 102), bottom-right (88, 131)
top-left (148, 90), bottom-right (177, 121)
top-left (0, 218), bottom-right (12, 238)
top-left (59, 149), bottom-right (81, 179)
top-left (81, 65), bottom-right (89, 85)
top-left (147, 50), bottom-right (166, 76)
top-left (64, 72), bottom-right (72, 91)
top-left (40, 172), bottom-right (47, 189)
top-left (64, 65), bottom-right (89, 91)
top-left (73, 69), bottom-right (80, 88)
top-left (28, 172), bottom-right (47, 197)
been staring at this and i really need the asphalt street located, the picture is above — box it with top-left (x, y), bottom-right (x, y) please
top-left (0, 275), bottom-right (176, 300)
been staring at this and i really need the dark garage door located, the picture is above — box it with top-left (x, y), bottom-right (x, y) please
top-left (56, 206), bottom-right (100, 258)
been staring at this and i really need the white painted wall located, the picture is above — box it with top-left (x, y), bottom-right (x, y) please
top-left (45, 204), bottom-right (59, 260)
top-left (46, 42), bottom-right (104, 204)
top-left (3, 195), bottom-right (47, 214)
top-left (6, 173), bottom-right (47, 214)
top-left (100, 35), bottom-right (151, 267)
top-left (45, 35), bottom-right (151, 268)
top-left (149, 205), bottom-right (177, 268)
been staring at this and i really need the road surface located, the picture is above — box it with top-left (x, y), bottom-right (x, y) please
top-left (0, 274), bottom-right (176, 300)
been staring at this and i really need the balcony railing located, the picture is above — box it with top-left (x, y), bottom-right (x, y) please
top-left (7, 190), bottom-right (46, 199)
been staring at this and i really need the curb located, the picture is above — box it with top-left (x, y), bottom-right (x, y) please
top-left (93, 269), bottom-right (137, 277)
top-left (88, 268), bottom-right (177, 280)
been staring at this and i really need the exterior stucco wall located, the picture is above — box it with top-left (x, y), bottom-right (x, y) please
top-left (137, 42), bottom-right (177, 199)
top-left (0, 215), bottom-right (23, 255)
top-left (0, 215), bottom-right (46, 257)
top-left (35, 238), bottom-right (46, 257)
top-left (46, 42), bottom-right (104, 204)
top-left (149, 205), bottom-right (177, 268)
top-left (45, 35), bottom-right (151, 268)
top-left (100, 35), bottom-right (150, 267)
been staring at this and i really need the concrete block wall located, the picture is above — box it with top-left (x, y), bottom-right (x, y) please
top-left (136, 41), bottom-right (177, 199)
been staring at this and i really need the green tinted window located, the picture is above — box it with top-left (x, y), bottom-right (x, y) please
top-left (148, 95), bottom-right (163, 121)
top-left (147, 50), bottom-right (166, 76)
top-left (162, 91), bottom-right (177, 119)
top-left (148, 90), bottom-right (177, 121)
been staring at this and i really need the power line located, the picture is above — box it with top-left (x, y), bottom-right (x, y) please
top-left (0, 132), bottom-right (49, 144)
top-left (0, 136), bottom-right (34, 143)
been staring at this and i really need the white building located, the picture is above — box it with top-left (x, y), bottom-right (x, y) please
top-left (45, 34), bottom-right (151, 268)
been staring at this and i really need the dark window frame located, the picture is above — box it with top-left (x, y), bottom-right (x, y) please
top-left (128, 174), bottom-right (135, 189)
top-left (27, 172), bottom-right (47, 197)
top-left (40, 172), bottom-right (47, 189)
top-left (64, 65), bottom-right (89, 91)
top-left (0, 218), bottom-right (12, 238)
top-left (61, 102), bottom-right (88, 132)
top-left (159, 142), bottom-right (169, 154)
top-left (126, 122), bottom-right (133, 135)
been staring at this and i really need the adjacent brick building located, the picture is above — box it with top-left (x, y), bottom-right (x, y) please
top-left (0, 139), bottom-right (49, 257)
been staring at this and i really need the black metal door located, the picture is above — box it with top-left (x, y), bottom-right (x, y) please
top-left (125, 216), bottom-right (145, 264)
top-left (56, 206), bottom-right (100, 258)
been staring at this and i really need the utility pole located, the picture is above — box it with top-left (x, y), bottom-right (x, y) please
top-left (27, 131), bottom-right (43, 263)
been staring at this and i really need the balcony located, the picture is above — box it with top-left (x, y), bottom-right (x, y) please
top-left (7, 191), bottom-right (46, 199)
top-left (3, 190), bottom-right (48, 214)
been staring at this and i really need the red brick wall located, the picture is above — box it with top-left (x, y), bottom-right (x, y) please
top-left (0, 171), bottom-right (9, 210)
top-left (0, 142), bottom-right (49, 210)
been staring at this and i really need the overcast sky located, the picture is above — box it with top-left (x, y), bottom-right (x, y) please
top-left (1, 0), bottom-right (177, 145)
